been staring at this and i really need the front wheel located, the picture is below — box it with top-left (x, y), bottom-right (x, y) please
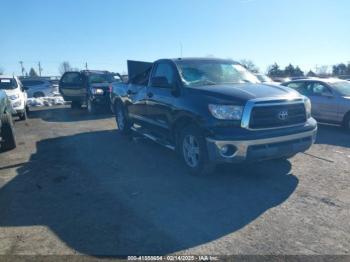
top-left (18, 110), bottom-right (27, 121)
top-left (115, 103), bottom-right (131, 135)
top-left (343, 113), bottom-right (350, 130)
top-left (0, 112), bottom-right (16, 151)
top-left (87, 99), bottom-right (97, 114)
top-left (179, 125), bottom-right (215, 175)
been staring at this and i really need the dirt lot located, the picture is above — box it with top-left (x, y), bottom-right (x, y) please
top-left (0, 105), bottom-right (349, 256)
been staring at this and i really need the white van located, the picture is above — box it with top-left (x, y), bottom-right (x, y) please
top-left (0, 76), bottom-right (28, 120)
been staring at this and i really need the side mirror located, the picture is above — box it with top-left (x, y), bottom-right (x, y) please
top-left (151, 76), bottom-right (172, 88)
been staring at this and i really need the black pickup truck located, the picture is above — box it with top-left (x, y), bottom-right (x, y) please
top-left (0, 90), bottom-right (16, 151)
top-left (110, 58), bottom-right (317, 175)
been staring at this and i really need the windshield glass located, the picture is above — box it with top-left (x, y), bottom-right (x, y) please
top-left (256, 74), bottom-right (272, 82)
top-left (88, 73), bottom-right (114, 84)
top-left (330, 81), bottom-right (350, 96)
top-left (0, 78), bottom-right (17, 90)
top-left (176, 61), bottom-right (260, 87)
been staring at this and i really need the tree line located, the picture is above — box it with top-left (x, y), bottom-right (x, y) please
top-left (1, 60), bottom-right (350, 78)
top-left (240, 60), bottom-right (350, 78)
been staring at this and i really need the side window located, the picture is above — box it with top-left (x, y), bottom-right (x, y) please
top-left (61, 73), bottom-right (82, 86)
top-left (285, 82), bottom-right (308, 95)
top-left (153, 63), bottom-right (175, 85)
top-left (311, 83), bottom-right (331, 96)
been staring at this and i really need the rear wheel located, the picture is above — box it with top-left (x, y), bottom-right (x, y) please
top-left (1, 112), bottom-right (16, 151)
top-left (115, 102), bottom-right (131, 135)
top-left (179, 125), bottom-right (215, 175)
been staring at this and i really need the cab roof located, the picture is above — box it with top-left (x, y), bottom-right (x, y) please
top-left (169, 57), bottom-right (239, 64)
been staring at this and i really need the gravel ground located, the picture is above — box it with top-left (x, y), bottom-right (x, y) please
top-left (0, 105), bottom-right (349, 256)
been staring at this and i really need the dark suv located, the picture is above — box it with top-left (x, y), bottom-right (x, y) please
top-left (59, 70), bottom-right (115, 113)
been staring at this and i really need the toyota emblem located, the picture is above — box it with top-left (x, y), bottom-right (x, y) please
top-left (278, 110), bottom-right (288, 120)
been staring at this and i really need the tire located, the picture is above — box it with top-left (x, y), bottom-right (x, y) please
top-left (18, 110), bottom-right (27, 121)
top-left (342, 113), bottom-right (350, 130)
top-left (33, 92), bottom-right (45, 98)
top-left (1, 112), bottom-right (16, 151)
top-left (179, 125), bottom-right (215, 175)
top-left (114, 102), bottom-right (131, 135)
top-left (71, 101), bottom-right (81, 109)
top-left (87, 99), bottom-right (97, 114)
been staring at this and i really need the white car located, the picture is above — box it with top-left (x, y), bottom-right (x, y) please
top-left (0, 75), bottom-right (28, 120)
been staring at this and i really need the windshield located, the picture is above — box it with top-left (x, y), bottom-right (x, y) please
top-left (0, 78), bottom-right (17, 90)
top-left (88, 73), bottom-right (114, 84)
top-left (176, 61), bottom-right (260, 87)
top-left (330, 81), bottom-right (350, 96)
top-left (256, 74), bottom-right (272, 82)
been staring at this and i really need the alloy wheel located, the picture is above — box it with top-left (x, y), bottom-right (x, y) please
top-left (182, 134), bottom-right (200, 167)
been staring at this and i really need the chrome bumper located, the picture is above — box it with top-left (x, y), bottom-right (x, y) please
top-left (206, 127), bottom-right (317, 163)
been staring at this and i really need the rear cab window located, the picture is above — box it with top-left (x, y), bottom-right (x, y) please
top-left (61, 72), bottom-right (83, 86)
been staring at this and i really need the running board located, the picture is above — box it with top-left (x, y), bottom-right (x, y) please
top-left (131, 126), bottom-right (175, 151)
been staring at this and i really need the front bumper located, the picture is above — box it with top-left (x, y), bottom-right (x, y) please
top-left (207, 125), bottom-right (317, 163)
top-left (10, 99), bottom-right (25, 113)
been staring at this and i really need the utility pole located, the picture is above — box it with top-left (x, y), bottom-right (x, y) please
top-left (38, 62), bottom-right (43, 77)
top-left (19, 61), bottom-right (25, 76)
top-left (85, 62), bottom-right (88, 70)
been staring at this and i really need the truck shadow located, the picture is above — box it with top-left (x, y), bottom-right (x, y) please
top-left (0, 130), bottom-right (297, 255)
top-left (315, 124), bottom-right (350, 148)
top-left (28, 106), bottom-right (113, 122)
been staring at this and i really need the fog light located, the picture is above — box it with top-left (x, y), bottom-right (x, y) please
top-left (219, 144), bottom-right (237, 157)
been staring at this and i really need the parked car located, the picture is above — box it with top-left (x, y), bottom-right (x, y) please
top-left (21, 78), bottom-right (58, 98)
top-left (59, 70), bottom-right (115, 113)
top-left (0, 76), bottom-right (28, 120)
top-left (282, 78), bottom-right (350, 129)
top-left (0, 90), bottom-right (16, 151)
top-left (111, 58), bottom-right (317, 175)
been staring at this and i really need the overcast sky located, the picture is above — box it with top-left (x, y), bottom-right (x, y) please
top-left (1, 0), bottom-right (349, 76)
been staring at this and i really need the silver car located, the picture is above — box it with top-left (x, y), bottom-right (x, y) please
top-left (21, 79), bottom-right (58, 98)
top-left (282, 78), bottom-right (350, 129)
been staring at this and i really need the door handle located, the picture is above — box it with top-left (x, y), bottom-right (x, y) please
top-left (147, 92), bottom-right (153, 98)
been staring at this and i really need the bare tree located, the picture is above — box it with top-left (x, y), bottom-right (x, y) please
top-left (59, 61), bottom-right (72, 75)
top-left (239, 59), bottom-right (259, 73)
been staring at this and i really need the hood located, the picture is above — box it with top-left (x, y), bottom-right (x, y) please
top-left (187, 83), bottom-right (301, 102)
top-left (2, 88), bottom-right (20, 96)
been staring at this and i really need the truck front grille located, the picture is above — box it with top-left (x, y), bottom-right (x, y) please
top-left (249, 103), bottom-right (306, 129)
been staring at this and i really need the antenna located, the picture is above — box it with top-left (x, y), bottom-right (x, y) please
top-left (38, 62), bottom-right (43, 76)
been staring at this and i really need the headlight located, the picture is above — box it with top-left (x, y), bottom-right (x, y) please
top-left (208, 104), bottom-right (243, 120)
top-left (8, 94), bottom-right (19, 100)
top-left (304, 97), bottom-right (312, 118)
top-left (91, 88), bottom-right (104, 95)
top-left (12, 100), bottom-right (22, 107)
